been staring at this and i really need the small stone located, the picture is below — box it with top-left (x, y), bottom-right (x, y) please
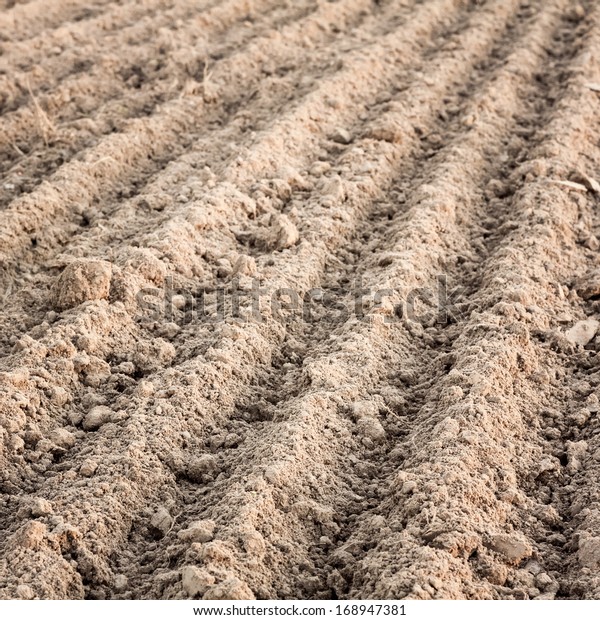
top-left (172, 294), bottom-right (187, 309)
top-left (182, 566), bottom-right (215, 598)
top-left (331, 127), bottom-right (352, 144)
top-left (401, 480), bottom-right (417, 494)
top-left (136, 380), bottom-right (155, 397)
top-left (579, 173), bottom-right (600, 194)
top-left (30, 498), bottom-right (53, 517)
top-left (80, 459), bottom-right (98, 477)
top-left (241, 529), bottom-right (266, 556)
top-left (483, 563), bottom-right (508, 586)
top-left (489, 533), bottom-right (532, 564)
top-left (68, 410), bottom-right (84, 426)
top-left (565, 319), bottom-right (599, 346)
top-left (178, 520), bottom-right (216, 543)
top-left (51, 259), bottom-right (112, 310)
top-left (115, 361), bottom-right (135, 375)
top-left (83, 406), bottom-right (113, 431)
top-left (201, 541), bottom-right (235, 565)
top-left (568, 408), bottom-right (590, 428)
top-left (586, 393), bottom-right (600, 412)
top-left (309, 161), bottom-right (331, 176)
top-left (352, 400), bottom-right (379, 419)
top-left (567, 4), bottom-right (585, 21)
top-left (10, 435), bottom-right (25, 453)
top-left (321, 176), bottom-right (346, 202)
top-left (575, 269), bottom-right (600, 300)
top-left (160, 322), bottom-right (181, 339)
top-left (525, 560), bottom-right (543, 575)
top-left (203, 577), bottom-right (255, 600)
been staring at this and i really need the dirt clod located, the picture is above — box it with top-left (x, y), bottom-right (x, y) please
top-left (178, 520), bottom-right (216, 543)
top-left (203, 578), bottom-right (255, 601)
top-left (82, 406), bottom-right (113, 431)
top-left (488, 534), bottom-right (533, 565)
top-left (51, 260), bottom-right (113, 310)
top-left (565, 319), bottom-right (599, 346)
top-left (182, 566), bottom-right (215, 598)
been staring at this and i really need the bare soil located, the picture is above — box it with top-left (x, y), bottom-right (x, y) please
top-left (1, 0), bottom-right (600, 601)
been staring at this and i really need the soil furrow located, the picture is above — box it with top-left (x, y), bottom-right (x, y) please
top-left (336, 0), bottom-right (600, 600)
top-left (0, 0), bottom-right (219, 80)
top-left (0, 0), bottom-right (395, 271)
top-left (0, 0), bottom-right (415, 358)
top-left (0, 0), bottom-right (320, 202)
top-left (0, 0), bottom-right (114, 42)
top-left (0, 0), bottom-right (598, 603)
top-left (0, 0), bottom-right (521, 599)
top-left (135, 0), bottom-right (573, 600)
top-left (0, 0), bottom-right (319, 174)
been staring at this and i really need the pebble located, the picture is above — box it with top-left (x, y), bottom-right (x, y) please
top-left (525, 560), bottom-right (543, 575)
top-left (115, 361), bottom-right (136, 375)
top-left (331, 127), bottom-right (352, 144)
top-left (356, 417), bottom-right (386, 442)
top-left (49, 386), bottom-right (69, 406)
top-left (187, 455), bottom-right (218, 482)
top-left (160, 322), bottom-right (181, 339)
top-left (15, 585), bottom-right (35, 600)
top-left (575, 269), bottom-right (600, 300)
top-left (401, 480), bottom-right (417, 494)
top-left (352, 400), bottom-right (379, 419)
top-left (310, 161), bottom-right (331, 176)
top-left (231, 255), bottom-right (257, 277)
top-left (68, 410), bottom-right (84, 426)
top-left (321, 176), bottom-right (346, 202)
top-left (172, 294), bottom-right (188, 310)
top-left (114, 574), bottom-right (128, 591)
top-left (13, 521), bottom-right (47, 550)
top-left (535, 573), bottom-right (555, 590)
top-left (136, 380), bottom-right (155, 397)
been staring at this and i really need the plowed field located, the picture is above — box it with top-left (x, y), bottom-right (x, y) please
top-left (1, 0), bottom-right (600, 601)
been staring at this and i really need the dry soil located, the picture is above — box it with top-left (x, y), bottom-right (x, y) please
top-left (1, 0), bottom-right (600, 601)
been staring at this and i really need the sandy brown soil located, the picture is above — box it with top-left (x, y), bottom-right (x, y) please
top-left (1, 0), bottom-right (600, 601)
